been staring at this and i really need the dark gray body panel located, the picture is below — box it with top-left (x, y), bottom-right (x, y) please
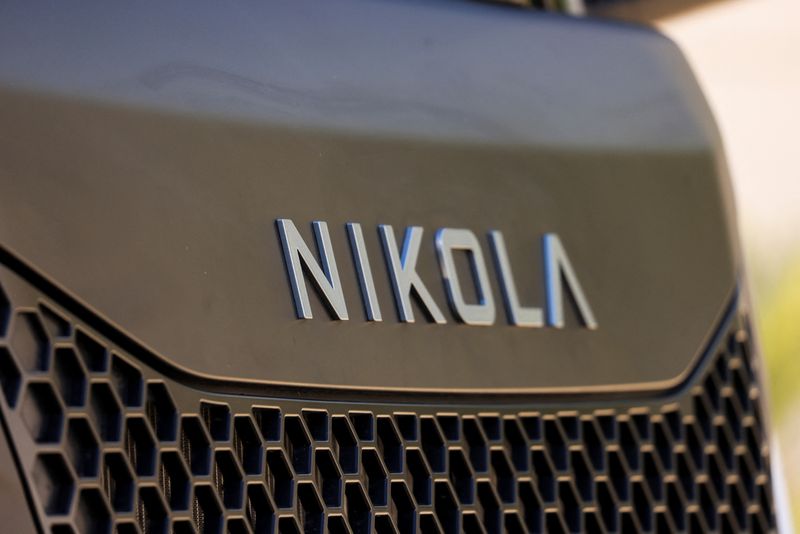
top-left (0, 0), bottom-right (737, 393)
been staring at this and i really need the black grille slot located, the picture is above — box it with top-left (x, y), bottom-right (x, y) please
top-left (0, 263), bottom-right (776, 534)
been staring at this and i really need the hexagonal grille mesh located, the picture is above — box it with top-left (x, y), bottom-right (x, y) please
top-left (0, 262), bottom-right (776, 534)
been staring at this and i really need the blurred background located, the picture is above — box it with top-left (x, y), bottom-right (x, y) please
top-left (595, 0), bottom-right (800, 525)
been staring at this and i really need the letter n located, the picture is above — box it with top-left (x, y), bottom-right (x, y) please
top-left (276, 219), bottom-right (349, 320)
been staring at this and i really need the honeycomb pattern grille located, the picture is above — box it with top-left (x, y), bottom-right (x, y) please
top-left (0, 263), bottom-right (776, 534)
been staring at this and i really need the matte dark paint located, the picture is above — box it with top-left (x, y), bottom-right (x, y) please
top-left (0, 0), bottom-right (738, 393)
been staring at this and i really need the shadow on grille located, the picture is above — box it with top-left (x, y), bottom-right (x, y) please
top-left (0, 267), bottom-right (776, 534)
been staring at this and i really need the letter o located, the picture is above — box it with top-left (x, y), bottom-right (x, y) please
top-left (435, 228), bottom-right (496, 325)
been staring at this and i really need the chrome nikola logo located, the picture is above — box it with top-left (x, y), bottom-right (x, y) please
top-left (276, 219), bottom-right (597, 328)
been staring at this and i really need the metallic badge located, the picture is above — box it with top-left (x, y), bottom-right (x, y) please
top-left (277, 219), bottom-right (597, 329)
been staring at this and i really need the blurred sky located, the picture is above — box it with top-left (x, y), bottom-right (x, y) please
top-left (659, 0), bottom-right (800, 525)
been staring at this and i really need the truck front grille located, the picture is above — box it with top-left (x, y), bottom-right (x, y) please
top-left (0, 255), bottom-right (775, 534)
